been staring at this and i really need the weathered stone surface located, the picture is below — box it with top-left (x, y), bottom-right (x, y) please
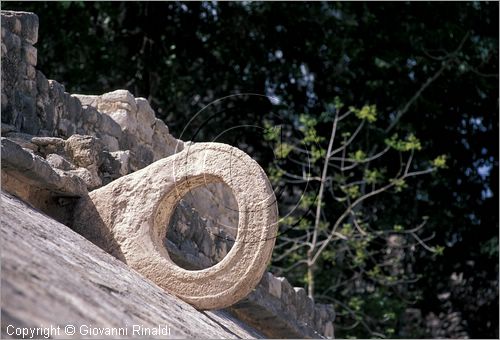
top-left (73, 94), bottom-right (100, 107)
top-left (101, 89), bottom-right (137, 112)
top-left (65, 134), bottom-right (104, 168)
top-left (1, 137), bottom-right (86, 198)
top-left (98, 90), bottom-right (138, 135)
top-left (1, 12), bottom-right (41, 135)
top-left (22, 40), bottom-right (36, 65)
top-left (109, 150), bottom-right (130, 176)
top-left (230, 279), bottom-right (326, 339)
top-left (69, 167), bottom-right (102, 191)
top-left (46, 153), bottom-right (75, 171)
top-left (31, 136), bottom-right (65, 155)
top-left (269, 273), bottom-right (283, 299)
top-left (135, 97), bottom-right (155, 144)
top-left (1, 10), bottom-right (38, 43)
top-left (3, 131), bottom-right (37, 151)
top-left (324, 322), bottom-right (334, 338)
top-left (1, 123), bottom-right (17, 134)
top-left (73, 142), bottom-right (279, 310)
top-left (1, 191), bottom-right (263, 339)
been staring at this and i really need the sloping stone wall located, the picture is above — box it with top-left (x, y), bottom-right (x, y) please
top-left (2, 191), bottom-right (264, 339)
top-left (1, 10), bottom-right (334, 338)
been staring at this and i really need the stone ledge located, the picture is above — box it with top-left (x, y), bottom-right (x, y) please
top-left (1, 137), bottom-right (87, 198)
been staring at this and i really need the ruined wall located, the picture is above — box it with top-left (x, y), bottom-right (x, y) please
top-left (1, 10), bottom-right (334, 338)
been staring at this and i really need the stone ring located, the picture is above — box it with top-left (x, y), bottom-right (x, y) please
top-left (74, 142), bottom-right (278, 310)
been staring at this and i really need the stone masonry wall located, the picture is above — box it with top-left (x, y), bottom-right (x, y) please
top-left (1, 10), bottom-right (334, 338)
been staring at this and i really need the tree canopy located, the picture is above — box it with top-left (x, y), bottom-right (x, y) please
top-left (3, 1), bottom-right (498, 338)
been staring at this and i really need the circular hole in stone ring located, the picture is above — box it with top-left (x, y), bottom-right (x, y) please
top-left (165, 181), bottom-right (239, 270)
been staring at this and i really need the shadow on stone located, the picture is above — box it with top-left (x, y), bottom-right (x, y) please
top-left (71, 195), bottom-right (126, 263)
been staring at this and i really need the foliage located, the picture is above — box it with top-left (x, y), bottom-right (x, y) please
top-left (3, 1), bottom-right (498, 338)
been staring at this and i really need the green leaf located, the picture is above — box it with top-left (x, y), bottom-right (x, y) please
top-left (299, 114), bottom-right (318, 128)
top-left (364, 168), bottom-right (383, 184)
top-left (342, 185), bottom-right (360, 199)
top-left (311, 145), bottom-right (326, 162)
top-left (354, 104), bottom-right (377, 122)
top-left (393, 224), bottom-right (403, 232)
top-left (434, 245), bottom-right (445, 256)
top-left (432, 155), bottom-right (448, 168)
top-left (263, 122), bottom-right (282, 142)
top-left (349, 149), bottom-right (366, 162)
top-left (390, 178), bottom-right (407, 192)
top-left (274, 142), bottom-right (293, 159)
top-left (385, 133), bottom-right (422, 151)
top-left (334, 96), bottom-right (344, 111)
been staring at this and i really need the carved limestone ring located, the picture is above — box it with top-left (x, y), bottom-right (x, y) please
top-left (77, 142), bottom-right (278, 309)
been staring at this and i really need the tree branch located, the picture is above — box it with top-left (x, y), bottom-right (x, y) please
top-left (386, 31), bottom-right (470, 132)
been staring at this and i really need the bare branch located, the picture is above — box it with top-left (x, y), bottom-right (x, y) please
top-left (273, 242), bottom-right (311, 262)
top-left (338, 108), bottom-right (355, 121)
top-left (410, 231), bottom-right (438, 252)
top-left (350, 211), bottom-right (367, 236)
top-left (331, 146), bottom-right (391, 171)
top-left (386, 32), bottom-right (470, 132)
top-left (312, 165), bottom-right (436, 265)
top-left (330, 120), bottom-right (365, 156)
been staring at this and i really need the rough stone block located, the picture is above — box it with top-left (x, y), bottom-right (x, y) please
top-left (26, 64), bottom-right (36, 79)
top-left (1, 123), bottom-right (16, 134)
top-left (153, 117), bottom-right (170, 135)
top-left (99, 135), bottom-right (118, 152)
top-left (278, 277), bottom-right (297, 318)
top-left (257, 271), bottom-right (270, 292)
top-left (1, 13), bottom-right (21, 34)
top-left (36, 70), bottom-right (49, 93)
top-left (9, 32), bottom-right (21, 52)
top-left (294, 287), bottom-right (307, 320)
top-left (64, 93), bottom-right (83, 122)
top-left (104, 108), bottom-right (137, 134)
top-left (22, 42), bottom-right (37, 66)
top-left (25, 80), bottom-right (36, 93)
top-left (268, 274), bottom-right (282, 299)
top-left (57, 118), bottom-right (75, 137)
top-left (324, 321), bottom-right (334, 338)
top-left (18, 11), bottom-right (39, 44)
top-left (19, 94), bottom-right (39, 135)
top-left (1, 137), bottom-right (34, 170)
top-left (1, 93), bottom-right (8, 111)
top-left (1, 137), bottom-right (87, 197)
top-left (136, 97), bottom-right (156, 125)
top-left (99, 112), bottom-right (122, 139)
top-left (101, 89), bottom-right (137, 112)
top-left (72, 94), bottom-right (100, 107)
top-left (304, 295), bottom-right (315, 325)
top-left (30, 136), bottom-right (61, 147)
top-left (108, 150), bottom-right (130, 176)
top-left (4, 132), bottom-right (37, 152)
top-left (68, 167), bottom-right (102, 190)
top-left (48, 79), bottom-right (65, 96)
top-left (65, 134), bottom-right (104, 168)
top-left (129, 144), bottom-right (154, 171)
top-left (46, 153), bottom-right (75, 171)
